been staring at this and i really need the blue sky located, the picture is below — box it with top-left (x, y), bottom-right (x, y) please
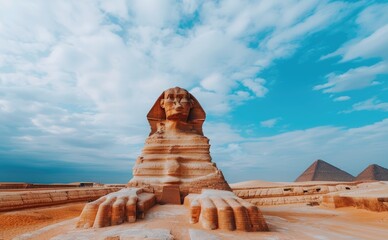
top-left (0, 0), bottom-right (387, 184)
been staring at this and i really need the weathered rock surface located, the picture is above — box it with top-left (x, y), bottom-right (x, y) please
top-left (0, 182), bottom-right (87, 189)
top-left (52, 228), bottom-right (174, 240)
top-left (0, 187), bottom-right (121, 212)
top-left (295, 159), bottom-right (355, 182)
top-left (128, 87), bottom-right (231, 200)
top-left (77, 188), bottom-right (156, 228)
top-left (184, 189), bottom-right (269, 231)
top-left (76, 87), bottom-right (245, 231)
top-left (233, 182), bottom-right (357, 206)
top-left (322, 181), bottom-right (388, 211)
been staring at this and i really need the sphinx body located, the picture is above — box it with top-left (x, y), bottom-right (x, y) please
top-left (128, 87), bottom-right (230, 200)
top-left (77, 87), bottom-right (268, 232)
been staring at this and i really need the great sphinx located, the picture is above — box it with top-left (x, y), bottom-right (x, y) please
top-left (77, 87), bottom-right (268, 232)
top-left (128, 86), bottom-right (231, 199)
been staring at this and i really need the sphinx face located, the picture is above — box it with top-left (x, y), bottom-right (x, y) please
top-left (160, 87), bottom-right (193, 121)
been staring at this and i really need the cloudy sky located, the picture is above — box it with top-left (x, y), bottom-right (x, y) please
top-left (1, 0), bottom-right (387, 184)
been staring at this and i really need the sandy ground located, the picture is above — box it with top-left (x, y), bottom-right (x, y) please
top-left (2, 181), bottom-right (388, 239)
top-left (2, 202), bottom-right (387, 240)
top-left (0, 203), bottom-right (85, 240)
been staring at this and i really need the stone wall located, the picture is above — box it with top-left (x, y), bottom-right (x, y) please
top-left (232, 183), bottom-right (356, 206)
top-left (0, 187), bottom-right (122, 211)
top-left (321, 182), bottom-right (388, 212)
top-left (322, 195), bottom-right (388, 212)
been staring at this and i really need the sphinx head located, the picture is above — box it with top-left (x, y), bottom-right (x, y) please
top-left (147, 87), bottom-right (206, 135)
top-left (160, 87), bottom-right (193, 122)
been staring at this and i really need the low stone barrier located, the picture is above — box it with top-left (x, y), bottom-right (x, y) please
top-left (232, 184), bottom-right (356, 206)
top-left (0, 187), bottom-right (122, 211)
top-left (322, 195), bottom-right (388, 212)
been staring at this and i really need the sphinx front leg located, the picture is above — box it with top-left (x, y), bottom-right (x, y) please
top-left (77, 188), bottom-right (156, 228)
top-left (184, 189), bottom-right (269, 232)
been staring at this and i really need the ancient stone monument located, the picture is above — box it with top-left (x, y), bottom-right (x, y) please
top-left (355, 164), bottom-right (388, 181)
top-left (77, 87), bottom-right (268, 232)
top-left (295, 159), bottom-right (355, 182)
top-left (128, 87), bottom-right (231, 200)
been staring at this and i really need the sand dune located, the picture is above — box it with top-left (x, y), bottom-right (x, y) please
top-left (0, 203), bottom-right (85, 240)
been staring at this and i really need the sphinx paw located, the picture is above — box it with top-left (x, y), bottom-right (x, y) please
top-left (184, 189), bottom-right (268, 232)
top-left (76, 188), bottom-right (156, 228)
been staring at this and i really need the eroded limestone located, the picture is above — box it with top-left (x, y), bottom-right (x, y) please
top-left (76, 87), bottom-right (267, 232)
top-left (128, 87), bottom-right (231, 199)
top-left (184, 189), bottom-right (269, 231)
top-left (77, 188), bottom-right (156, 228)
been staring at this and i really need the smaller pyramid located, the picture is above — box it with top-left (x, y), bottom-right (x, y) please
top-left (355, 164), bottom-right (388, 181)
top-left (295, 159), bottom-right (355, 182)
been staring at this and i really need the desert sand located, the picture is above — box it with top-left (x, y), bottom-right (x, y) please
top-left (1, 181), bottom-right (387, 240)
top-left (3, 200), bottom-right (388, 240)
top-left (0, 202), bottom-right (85, 240)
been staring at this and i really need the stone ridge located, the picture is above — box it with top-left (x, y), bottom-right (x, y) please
top-left (355, 164), bottom-right (388, 181)
top-left (295, 159), bottom-right (355, 182)
top-left (233, 183), bottom-right (357, 206)
top-left (0, 187), bottom-right (121, 212)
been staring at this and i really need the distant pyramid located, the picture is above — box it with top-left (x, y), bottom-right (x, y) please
top-left (355, 164), bottom-right (388, 181)
top-left (295, 159), bottom-right (355, 182)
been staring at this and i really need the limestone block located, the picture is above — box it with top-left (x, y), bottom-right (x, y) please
top-left (49, 191), bottom-right (68, 202)
top-left (160, 185), bottom-right (181, 204)
top-left (0, 195), bottom-right (24, 210)
top-left (259, 189), bottom-right (268, 197)
top-left (318, 185), bottom-right (329, 194)
top-left (21, 192), bottom-right (52, 205)
top-left (322, 195), bottom-right (388, 212)
top-left (254, 189), bottom-right (262, 197)
top-left (293, 187), bottom-right (304, 195)
top-left (77, 188), bottom-right (156, 228)
top-left (185, 189), bottom-right (268, 232)
top-left (248, 189), bottom-right (256, 197)
top-left (234, 190), bottom-right (243, 197)
top-left (328, 186), bottom-right (338, 192)
top-left (268, 188), bottom-right (283, 196)
top-left (335, 185), bottom-right (353, 191)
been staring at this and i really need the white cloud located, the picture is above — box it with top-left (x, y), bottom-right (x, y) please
top-left (260, 118), bottom-right (280, 128)
top-left (129, 0), bottom-right (180, 28)
top-left (200, 73), bottom-right (231, 93)
top-left (210, 119), bottom-right (388, 182)
top-left (333, 96), bottom-right (350, 102)
top-left (31, 115), bottom-right (76, 135)
top-left (242, 78), bottom-right (268, 97)
top-left (0, 1), bottom-right (360, 182)
top-left (316, 3), bottom-right (388, 93)
top-left (356, 3), bottom-right (388, 36)
top-left (314, 62), bottom-right (387, 93)
top-left (342, 24), bottom-right (388, 61)
top-left (263, 1), bottom-right (347, 56)
top-left (99, 0), bottom-right (129, 20)
top-left (346, 98), bottom-right (388, 112)
top-left (203, 122), bottom-right (244, 145)
top-left (0, 99), bottom-right (11, 112)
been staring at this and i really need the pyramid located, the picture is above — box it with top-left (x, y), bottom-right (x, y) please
top-left (355, 164), bottom-right (388, 181)
top-left (295, 159), bottom-right (355, 182)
